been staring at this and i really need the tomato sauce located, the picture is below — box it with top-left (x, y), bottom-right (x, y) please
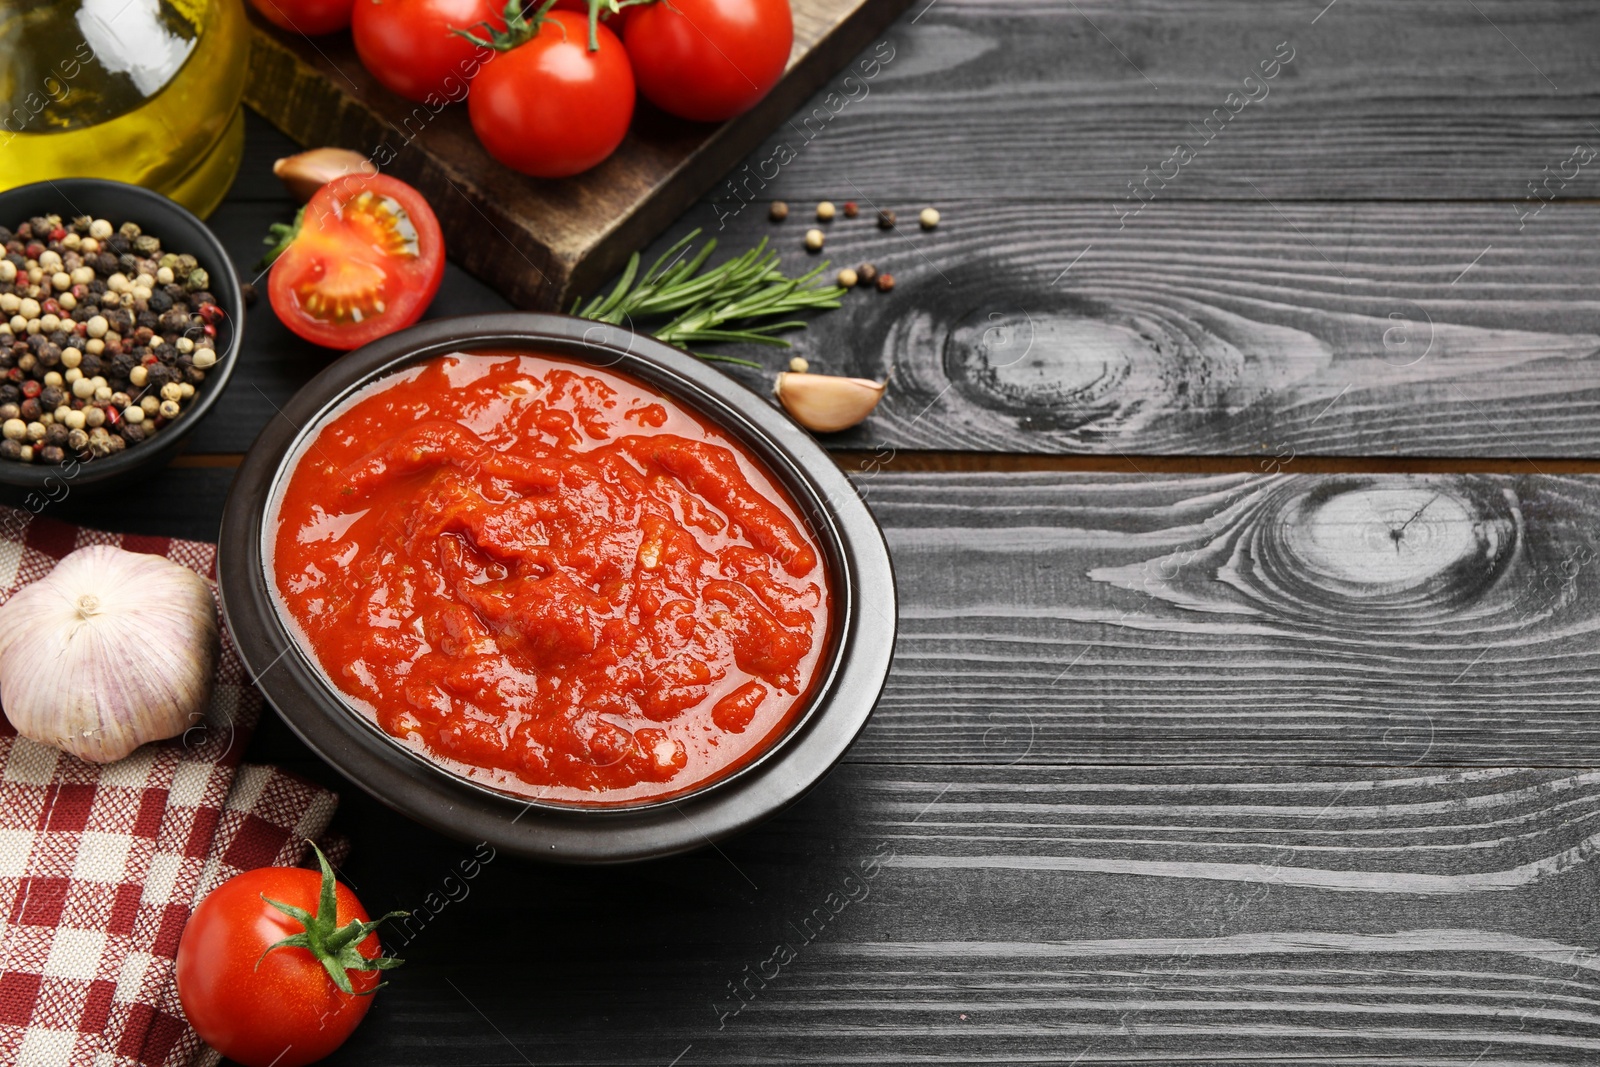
top-left (269, 352), bottom-right (831, 805)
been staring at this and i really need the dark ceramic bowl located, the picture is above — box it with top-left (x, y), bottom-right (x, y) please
top-left (0, 179), bottom-right (243, 491)
top-left (217, 314), bottom-right (895, 863)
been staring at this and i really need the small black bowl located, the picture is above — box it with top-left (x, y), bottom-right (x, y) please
top-left (0, 179), bottom-right (243, 491)
top-left (217, 314), bottom-right (896, 863)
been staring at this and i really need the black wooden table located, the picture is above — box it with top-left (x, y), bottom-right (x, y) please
top-left (59, 1), bottom-right (1600, 1061)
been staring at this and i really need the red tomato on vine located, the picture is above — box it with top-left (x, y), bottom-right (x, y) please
top-left (464, 6), bottom-right (635, 177)
top-left (352, 0), bottom-right (506, 103)
top-left (624, 0), bottom-right (794, 122)
top-left (176, 846), bottom-right (406, 1067)
top-left (248, 0), bottom-right (355, 36)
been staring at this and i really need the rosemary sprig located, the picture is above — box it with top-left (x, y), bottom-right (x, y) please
top-left (575, 230), bottom-right (846, 367)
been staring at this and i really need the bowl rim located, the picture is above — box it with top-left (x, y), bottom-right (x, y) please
top-left (217, 313), bottom-right (896, 863)
top-left (0, 178), bottom-right (243, 489)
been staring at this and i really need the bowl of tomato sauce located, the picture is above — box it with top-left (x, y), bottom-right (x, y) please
top-left (217, 314), bottom-right (894, 862)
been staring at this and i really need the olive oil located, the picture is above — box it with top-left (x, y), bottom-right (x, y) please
top-left (0, 0), bottom-right (248, 217)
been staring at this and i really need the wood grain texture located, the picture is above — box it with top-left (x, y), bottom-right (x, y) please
top-left (623, 198), bottom-right (1600, 456)
top-left (733, 0), bottom-right (1600, 201)
top-left (290, 763), bottom-right (1600, 1065)
top-left (242, 0), bottom-right (912, 309)
top-left (847, 470), bottom-right (1600, 766)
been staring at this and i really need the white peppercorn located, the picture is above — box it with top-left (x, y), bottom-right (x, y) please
top-left (2, 419), bottom-right (25, 441)
top-left (122, 405), bottom-right (145, 424)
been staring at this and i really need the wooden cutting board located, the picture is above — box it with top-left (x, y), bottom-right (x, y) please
top-left (243, 0), bottom-right (913, 309)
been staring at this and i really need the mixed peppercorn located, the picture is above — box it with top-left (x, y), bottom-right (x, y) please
top-left (0, 214), bottom-right (224, 466)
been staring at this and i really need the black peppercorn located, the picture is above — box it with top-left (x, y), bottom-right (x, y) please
top-left (0, 439), bottom-right (21, 461)
top-left (110, 352), bottom-right (136, 378)
top-left (145, 364), bottom-right (171, 387)
top-left (38, 445), bottom-right (64, 465)
top-left (96, 253), bottom-right (118, 275)
top-left (87, 279), bottom-right (106, 295)
top-left (158, 310), bottom-right (189, 334)
top-left (38, 345), bottom-right (60, 369)
top-left (148, 290), bottom-right (172, 313)
top-left (44, 423), bottom-right (67, 447)
top-left (104, 235), bottom-right (129, 256)
top-left (79, 354), bottom-right (103, 377)
top-left (18, 398), bottom-right (39, 422)
top-left (117, 253), bottom-right (139, 275)
top-left (0, 385), bottom-right (19, 403)
top-left (184, 366), bottom-right (205, 385)
top-left (118, 424), bottom-right (147, 445)
top-left (40, 386), bottom-right (64, 409)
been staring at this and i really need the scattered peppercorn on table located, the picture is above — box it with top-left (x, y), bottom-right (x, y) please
top-left (27, 2), bottom-right (1600, 1062)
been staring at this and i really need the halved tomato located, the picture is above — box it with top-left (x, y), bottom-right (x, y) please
top-left (267, 174), bottom-right (445, 350)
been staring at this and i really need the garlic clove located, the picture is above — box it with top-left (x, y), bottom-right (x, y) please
top-left (773, 372), bottom-right (886, 433)
top-left (272, 148), bottom-right (379, 203)
top-left (0, 545), bottom-right (218, 763)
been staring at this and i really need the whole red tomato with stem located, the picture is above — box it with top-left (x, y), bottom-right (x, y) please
top-left (624, 0), bottom-right (793, 122)
top-left (264, 172), bottom-right (446, 350)
top-left (465, 7), bottom-right (635, 178)
top-left (352, 0), bottom-right (505, 103)
top-left (176, 845), bottom-right (406, 1067)
top-left (248, 0), bottom-right (355, 35)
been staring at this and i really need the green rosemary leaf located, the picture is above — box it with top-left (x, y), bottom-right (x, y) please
top-left (577, 231), bottom-right (844, 362)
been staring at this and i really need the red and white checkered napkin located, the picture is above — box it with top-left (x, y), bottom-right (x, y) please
top-left (0, 509), bottom-right (340, 1067)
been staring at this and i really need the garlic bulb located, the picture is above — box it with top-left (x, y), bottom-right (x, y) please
top-left (0, 545), bottom-right (218, 763)
top-left (774, 372), bottom-right (887, 433)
